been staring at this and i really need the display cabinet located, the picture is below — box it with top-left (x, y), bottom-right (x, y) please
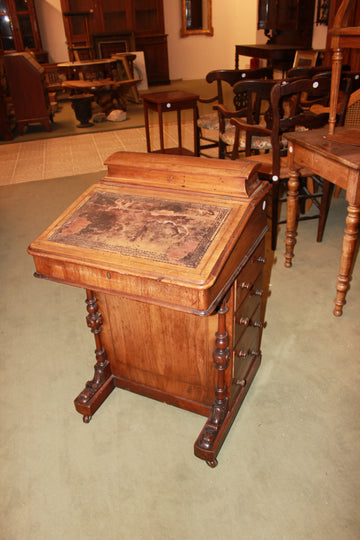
top-left (258, 0), bottom-right (315, 48)
top-left (60, 0), bottom-right (169, 85)
top-left (0, 0), bottom-right (47, 62)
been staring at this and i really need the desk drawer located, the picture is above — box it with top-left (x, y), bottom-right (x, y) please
top-left (235, 241), bottom-right (265, 310)
top-left (160, 99), bottom-right (196, 112)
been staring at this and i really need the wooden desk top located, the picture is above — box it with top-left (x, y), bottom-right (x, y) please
top-left (285, 127), bottom-right (360, 171)
top-left (28, 152), bottom-right (269, 315)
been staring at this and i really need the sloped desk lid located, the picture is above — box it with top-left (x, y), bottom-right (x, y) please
top-left (28, 152), bottom-right (269, 315)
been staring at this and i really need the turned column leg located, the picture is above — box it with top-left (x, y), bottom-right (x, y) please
top-left (74, 290), bottom-right (114, 422)
top-left (328, 48), bottom-right (342, 136)
top-left (284, 166), bottom-right (300, 268)
top-left (333, 204), bottom-right (360, 316)
top-left (194, 301), bottom-right (230, 467)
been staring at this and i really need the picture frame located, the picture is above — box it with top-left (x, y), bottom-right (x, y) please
top-left (293, 50), bottom-right (319, 68)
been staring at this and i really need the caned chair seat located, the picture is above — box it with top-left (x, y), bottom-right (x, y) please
top-left (344, 88), bottom-right (360, 127)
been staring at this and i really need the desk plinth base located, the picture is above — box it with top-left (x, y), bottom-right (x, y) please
top-left (194, 354), bottom-right (261, 467)
top-left (74, 357), bottom-right (260, 467)
top-left (73, 291), bottom-right (262, 467)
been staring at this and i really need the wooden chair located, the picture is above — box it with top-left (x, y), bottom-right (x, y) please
top-left (215, 79), bottom-right (276, 160)
top-left (229, 76), bottom-right (341, 250)
top-left (196, 67), bottom-right (273, 157)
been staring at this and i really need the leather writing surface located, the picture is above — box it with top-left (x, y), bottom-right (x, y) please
top-left (49, 190), bottom-right (231, 269)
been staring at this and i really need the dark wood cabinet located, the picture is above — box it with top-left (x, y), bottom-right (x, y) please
top-left (60, 0), bottom-right (170, 85)
top-left (258, 0), bottom-right (316, 47)
top-left (4, 52), bottom-right (52, 133)
top-left (0, 0), bottom-right (47, 62)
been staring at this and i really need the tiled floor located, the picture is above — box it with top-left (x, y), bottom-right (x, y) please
top-left (0, 121), bottom-right (212, 186)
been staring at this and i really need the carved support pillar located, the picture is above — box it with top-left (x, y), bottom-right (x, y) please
top-left (328, 48), bottom-right (343, 135)
top-left (194, 300), bottom-right (230, 467)
top-left (74, 290), bottom-right (114, 422)
top-left (333, 203), bottom-right (360, 316)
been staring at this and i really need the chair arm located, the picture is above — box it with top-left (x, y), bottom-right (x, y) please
top-left (214, 104), bottom-right (246, 118)
top-left (230, 117), bottom-right (272, 136)
top-left (214, 104), bottom-right (247, 134)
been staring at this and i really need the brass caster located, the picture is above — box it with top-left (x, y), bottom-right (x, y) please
top-left (206, 458), bottom-right (218, 468)
top-left (83, 415), bottom-right (92, 423)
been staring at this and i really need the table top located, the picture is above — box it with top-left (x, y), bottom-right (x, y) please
top-left (142, 90), bottom-right (199, 105)
top-left (285, 127), bottom-right (360, 171)
top-left (236, 44), bottom-right (302, 51)
top-left (28, 152), bottom-right (268, 315)
top-left (58, 59), bottom-right (117, 68)
top-left (235, 44), bottom-right (306, 59)
top-left (62, 78), bottom-right (141, 90)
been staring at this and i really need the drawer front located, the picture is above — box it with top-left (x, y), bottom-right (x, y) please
top-left (234, 272), bottom-right (264, 339)
top-left (160, 99), bottom-right (196, 113)
top-left (235, 241), bottom-right (266, 310)
top-left (232, 309), bottom-right (261, 390)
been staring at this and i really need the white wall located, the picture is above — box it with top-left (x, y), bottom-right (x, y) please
top-left (34, 0), bottom-right (328, 77)
top-left (163, 0), bottom-right (259, 80)
top-left (35, 0), bottom-right (68, 63)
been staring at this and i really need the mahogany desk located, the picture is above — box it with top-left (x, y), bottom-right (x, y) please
top-left (284, 127), bottom-right (360, 316)
top-left (28, 152), bottom-right (270, 467)
top-left (235, 44), bottom-right (302, 72)
top-left (142, 90), bottom-right (199, 155)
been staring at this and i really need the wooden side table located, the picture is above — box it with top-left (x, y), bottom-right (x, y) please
top-left (142, 90), bottom-right (199, 155)
top-left (28, 152), bottom-right (270, 467)
top-left (284, 127), bottom-right (360, 316)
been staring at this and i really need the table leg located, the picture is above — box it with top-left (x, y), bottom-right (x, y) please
top-left (144, 105), bottom-right (151, 153)
top-left (333, 203), bottom-right (360, 316)
top-left (284, 168), bottom-right (300, 268)
top-left (193, 106), bottom-right (198, 156)
top-left (177, 110), bottom-right (182, 149)
top-left (158, 109), bottom-right (165, 152)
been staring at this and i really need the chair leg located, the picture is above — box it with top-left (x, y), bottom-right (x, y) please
top-left (271, 181), bottom-right (280, 250)
top-left (196, 126), bottom-right (201, 157)
top-left (316, 179), bottom-right (334, 242)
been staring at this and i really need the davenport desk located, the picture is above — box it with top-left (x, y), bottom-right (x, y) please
top-left (284, 127), bottom-right (360, 317)
top-left (28, 152), bottom-right (270, 467)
